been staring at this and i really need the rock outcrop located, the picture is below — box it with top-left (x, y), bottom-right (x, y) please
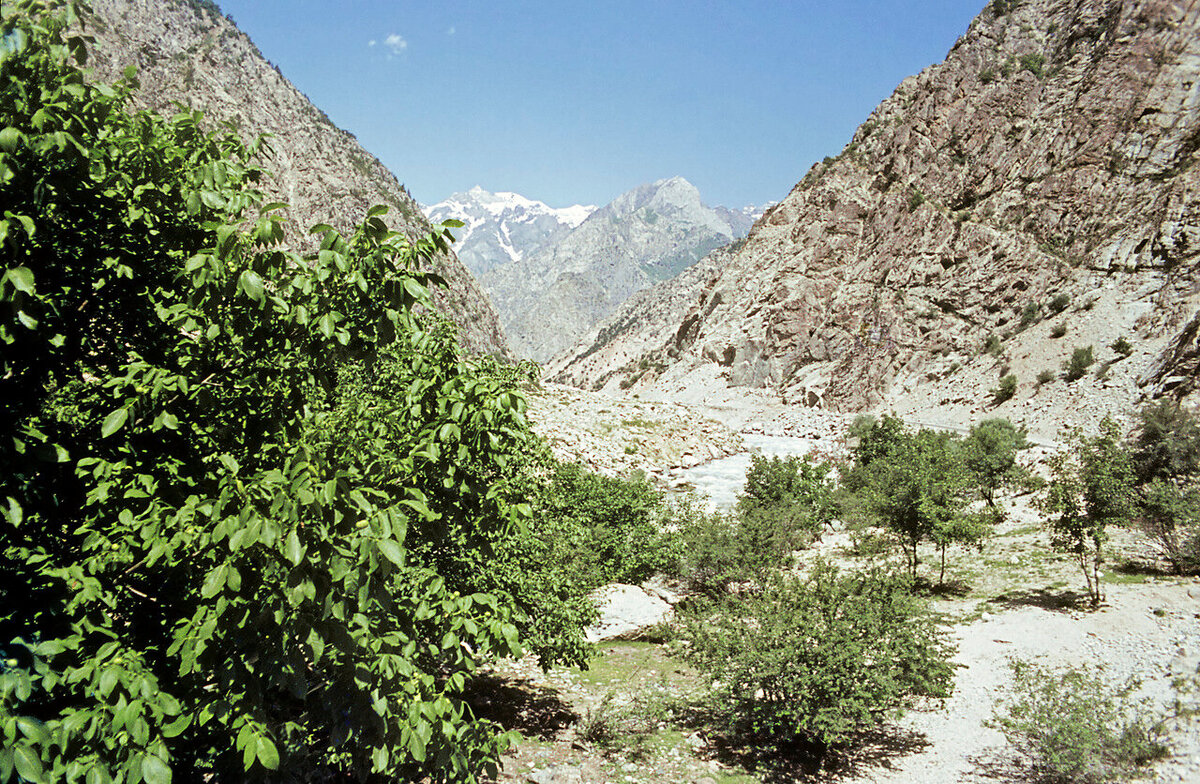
top-left (82, 0), bottom-right (508, 355)
top-left (485, 177), bottom-right (757, 362)
top-left (552, 0), bottom-right (1200, 424)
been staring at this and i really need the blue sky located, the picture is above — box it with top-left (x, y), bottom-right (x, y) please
top-left (214, 1), bottom-right (986, 209)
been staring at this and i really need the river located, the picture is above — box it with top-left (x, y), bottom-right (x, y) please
top-left (679, 433), bottom-right (820, 509)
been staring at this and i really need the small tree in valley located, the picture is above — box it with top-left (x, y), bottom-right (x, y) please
top-left (963, 418), bottom-right (1032, 506)
top-left (1041, 417), bottom-right (1136, 605)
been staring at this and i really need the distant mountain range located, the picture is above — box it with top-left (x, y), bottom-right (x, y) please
top-left (425, 187), bottom-right (596, 278)
top-left (426, 178), bottom-right (765, 362)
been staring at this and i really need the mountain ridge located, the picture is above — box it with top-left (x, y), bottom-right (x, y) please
top-left (81, 0), bottom-right (509, 355)
top-left (482, 176), bottom-right (759, 362)
top-left (550, 0), bottom-right (1200, 436)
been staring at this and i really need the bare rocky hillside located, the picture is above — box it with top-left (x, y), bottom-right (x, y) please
top-left (551, 0), bottom-right (1200, 431)
top-left (81, 0), bottom-right (508, 355)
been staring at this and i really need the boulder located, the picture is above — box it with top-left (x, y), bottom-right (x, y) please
top-left (585, 584), bottom-right (673, 642)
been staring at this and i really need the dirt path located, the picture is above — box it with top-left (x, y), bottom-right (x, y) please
top-left (843, 581), bottom-right (1200, 784)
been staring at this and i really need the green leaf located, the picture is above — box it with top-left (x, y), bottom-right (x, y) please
top-left (377, 539), bottom-right (405, 568)
top-left (201, 564), bottom-right (227, 598)
top-left (100, 408), bottom-right (128, 438)
top-left (256, 737), bottom-right (280, 770)
top-left (317, 313), bottom-right (334, 338)
top-left (0, 127), bottom-right (22, 153)
top-left (285, 530), bottom-right (304, 565)
top-left (140, 754), bottom-right (172, 784)
top-left (239, 270), bottom-right (264, 302)
top-left (5, 266), bottom-right (34, 294)
top-left (15, 717), bottom-right (47, 745)
top-left (3, 496), bottom-right (22, 527)
top-left (13, 746), bottom-right (44, 784)
top-left (242, 737), bottom-right (256, 770)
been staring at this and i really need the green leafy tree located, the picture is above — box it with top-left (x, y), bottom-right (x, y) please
top-left (963, 418), bottom-right (1031, 506)
top-left (0, 6), bottom-right (560, 780)
top-left (1042, 417), bottom-right (1136, 605)
top-left (1128, 401), bottom-right (1200, 573)
top-left (675, 562), bottom-right (954, 759)
top-left (851, 424), bottom-right (975, 580)
top-left (737, 453), bottom-right (836, 560)
top-left (846, 414), bottom-right (907, 473)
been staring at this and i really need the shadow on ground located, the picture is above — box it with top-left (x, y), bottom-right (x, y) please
top-left (990, 586), bottom-right (1089, 612)
top-left (703, 724), bottom-right (931, 783)
top-left (465, 673), bottom-right (579, 740)
top-left (967, 747), bottom-right (1033, 782)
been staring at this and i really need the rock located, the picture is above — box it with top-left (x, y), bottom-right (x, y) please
top-left (585, 584), bottom-right (673, 642)
top-left (527, 765), bottom-right (583, 784)
top-left (640, 577), bottom-right (685, 605)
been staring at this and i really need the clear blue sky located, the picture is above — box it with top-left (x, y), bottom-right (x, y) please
top-left (214, 1), bottom-right (986, 209)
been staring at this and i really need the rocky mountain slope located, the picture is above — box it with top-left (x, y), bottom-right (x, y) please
top-left (552, 0), bottom-right (1200, 431)
top-left (81, 0), bottom-right (508, 355)
top-left (424, 186), bottom-right (595, 277)
top-left (484, 176), bottom-right (758, 362)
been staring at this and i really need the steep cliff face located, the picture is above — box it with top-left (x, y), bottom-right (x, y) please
top-left (485, 176), bottom-right (756, 362)
top-left (81, 0), bottom-right (508, 355)
top-left (553, 0), bottom-right (1200, 423)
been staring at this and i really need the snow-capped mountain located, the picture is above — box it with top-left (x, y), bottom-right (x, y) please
top-left (482, 176), bottom-right (760, 362)
top-left (424, 186), bottom-right (596, 277)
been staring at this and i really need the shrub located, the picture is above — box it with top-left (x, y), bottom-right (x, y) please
top-left (1110, 335), bottom-right (1134, 357)
top-left (989, 661), bottom-right (1169, 783)
top-left (847, 413), bottom-right (907, 469)
top-left (1128, 401), bottom-right (1200, 573)
top-left (738, 453), bottom-right (836, 552)
top-left (675, 563), bottom-right (955, 757)
top-left (985, 333), bottom-right (1004, 356)
top-left (668, 503), bottom-right (750, 597)
top-left (1037, 369), bottom-right (1056, 385)
top-left (534, 462), bottom-right (672, 589)
top-left (1064, 346), bottom-right (1095, 381)
top-left (992, 374), bottom-right (1018, 404)
top-left (979, 68), bottom-right (997, 83)
top-left (908, 187), bottom-right (927, 211)
top-left (1130, 400), bottom-right (1200, 483)
top-left (579, 692), bottom-right (670, 760)
top-left (1049, 293), bottom-right (1072, 313)
top-left (1019, 300), bottom-right (1042, 328)
top-left (1138, 479), bottom-right (1200, 574)
top-left (1019, 52), bottom-right (1047, 77)
top-left (1051, 322), bottom-right (1068, 338)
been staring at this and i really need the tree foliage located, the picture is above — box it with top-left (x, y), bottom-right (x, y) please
top-left (736, 454), bottom-right (836, 561)
top-left (1041, 417), bottom-right (1136, 605)
top-left (847, 421), bottom-right (980, 581)
top-left (962, 418), bottom-right (1031, 506)
top-left (1127, 401), bottom-right (1200, 573)
top-left (0, 6), bottom-right (554, 780)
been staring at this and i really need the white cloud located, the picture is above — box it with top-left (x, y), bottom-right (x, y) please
top-left (384, 33), bottom-right (407, 56)
top-left (447, 26), bottom-right (456, 35)
top-left (368, 39), bottom-right (377, 47)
